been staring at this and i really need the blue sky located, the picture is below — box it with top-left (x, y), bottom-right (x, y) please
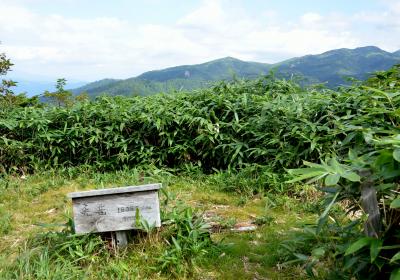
top-left (0, 0), bottom-right (399, 82)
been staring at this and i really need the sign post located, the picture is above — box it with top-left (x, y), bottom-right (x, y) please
top-left (68, 183), bottom-right (162, 247)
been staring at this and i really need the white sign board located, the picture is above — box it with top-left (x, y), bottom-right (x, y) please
top-left (68, 183), bottom-right (162, 234)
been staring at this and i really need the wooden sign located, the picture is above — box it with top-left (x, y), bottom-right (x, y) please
top-left (68, 183), bottom-right (162, 234)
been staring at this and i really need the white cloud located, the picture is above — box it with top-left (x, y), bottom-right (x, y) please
top-left (350, 0), bottom-right (400, 51)
top-left (0, 0), bottom-right (399, 81)
top-left (300, 12), bottom-right (323, 25)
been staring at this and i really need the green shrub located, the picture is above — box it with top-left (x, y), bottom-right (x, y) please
top-left (0, 76), bottom-right (333, 173)
top-left (286, 65), bottom-right (400, 279)
top-left (157, 199), bottom-right (216, 277)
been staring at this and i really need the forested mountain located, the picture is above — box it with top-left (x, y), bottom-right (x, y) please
top-left (137, 56), bottom-right (270, 82)
top-left (72, 46), bottom-right (400, 97)
top-left (276, 46), bottom-right (400, 85)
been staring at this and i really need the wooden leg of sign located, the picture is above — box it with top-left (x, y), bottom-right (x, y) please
top-left (111, 232), bottom-right (117, 250)
top-left (115, 231), bottom-right (128, 247)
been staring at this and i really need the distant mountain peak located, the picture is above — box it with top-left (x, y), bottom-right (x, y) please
top-left (319, 46), bottom-right (386, 57)
top-left (354, 46), bottom-right (384, 52)
top-left (221, 56), bottom-right (241, 61)
top-left (204, 56), bottom-right (243, 64)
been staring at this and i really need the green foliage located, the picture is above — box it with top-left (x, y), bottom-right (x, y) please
top-left (209, 164), bottom-right (286, 196)
top-left (1, 229), bottom-right (106, 279)
top-left (157, 201), bottom-right (214, 277)
top-left (0, 51), bottom-right (13, 76)
top-left (286, 64), bottom-right (400, 279)
top-left (0, 50), bottom-right (39, 109)
top-left (364, 64), bottom-right (400, 90)
top-left (43, 78), bottom-right (73, 107)
top-left (74, 91), bottom-right (89, 103)
top-left (0, 51), bottom-right (14, 98)
top-left (1, 75), bottom-right (325, 172)
top-left (254, 214), bottom-right (275, 226)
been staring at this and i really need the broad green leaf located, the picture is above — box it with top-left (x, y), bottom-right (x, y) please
top-left (293, 253), bottom-right (309, 261)
top-left (391, 268), bottom-right (400, 280)
top-left (341, 171), bottom-right (360, 182)
top-left (285, 170), bottom-right (327, 183)
top-left (317, 191), bottom-right (339, 232)
top-left (363, 131), bottom-right (374, 144)
top-left (381, 245), bottom-right (400, 250)
top-left (325, 174), bottom-right (340, 186)
top-left (120, 122), bottom-right (125, 132)
top-left (312, 247), bottom-right (325, 258)
top-left (343, 256), bottom-right (358, 270)
top-left (171, 236), bottom-right (182, 251)
top-left (376, 183), bottom-right (395, 192)
top-left (362, 85), bottom-right (388, 95)
top-left (370, 239), bottom-right (382, 263)
top-left (306, 173), bottom-right (330, 184)
top-left (287, 167), bottom-right (325, 176)
top-left (390, 198), bottom-right (400, 209)
top-left (393, 149), bottom-right (400, 162)
top-left (345, 237), bottom-right (372, 256)
top-left (303, 161), bottom-right (327, 169)
top-left (390, 252), bottom-right (400, 263)
top-left (329, 158), bottom-right (344, 174)
top-left (343, 133), bottom-right (357, 146)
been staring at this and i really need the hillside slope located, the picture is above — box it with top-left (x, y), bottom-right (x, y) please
top-left (73, 57), bottom-right (271, 97)
top-left (72, 46), bottom-right (400, 97)
top-left (276, 46), bottom-right (400, 85)
top-left (137, 56), bottom-right (271, 81)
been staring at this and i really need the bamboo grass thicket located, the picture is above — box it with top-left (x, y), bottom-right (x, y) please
top-left (0, 65), bottom-right (399, 278)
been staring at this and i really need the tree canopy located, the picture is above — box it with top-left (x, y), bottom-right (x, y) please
top-left (0, 49), bottom-right (39, 108)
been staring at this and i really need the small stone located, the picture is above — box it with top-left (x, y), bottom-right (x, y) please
top-left (45, 208), bottom-right (56, 214)
top-left (231, 221), bottom-right (257, 232)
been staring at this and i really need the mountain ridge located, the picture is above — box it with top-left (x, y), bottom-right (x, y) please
top-left (72, 46), bottom-right (400, 97)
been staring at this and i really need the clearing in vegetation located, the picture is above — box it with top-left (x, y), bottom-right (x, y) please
top-left (0, 65), bottom-right (400, 279)
top-left (0, 167), bottom-right (319, 279)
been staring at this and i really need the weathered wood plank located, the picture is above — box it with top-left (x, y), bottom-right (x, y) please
top-left (68, 183), bottom-right (161, 198)
top-left (115, 231), bottom-right (128, 247)
top-left (71, 191), bottom-right (161, 234)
